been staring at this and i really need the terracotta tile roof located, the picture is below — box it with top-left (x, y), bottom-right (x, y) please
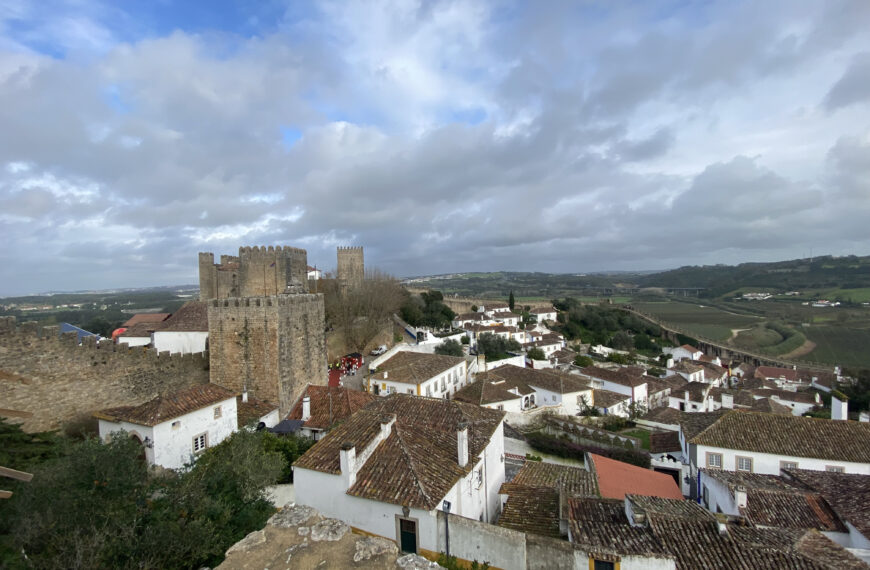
top-left (472, 371), bottom-right (536, 397)
top-left (678, 344), bottom-right (700, 352)
top-left (694, 360), bottom-right (728, 378)
top-left (508, 461), bottom-right (598, 497)
top-left (751, 389), bottom-right (819, 405)
top-left (497, 484), bottom-right (561, 538)
top-left (293, 394), bottom-right (504, 510)
top-left (452, 379), bottom-right (524, 406)
top-left (750, 397), bottom-right (794, 415)
top-left (702, 470), bottom-right (847, 532)
top-left (755, 366), bottom-right (801, 382)
top-left (118, 322), bottom-right (162, 338)
top-left (158, 301), bottom-right (208, 332)
top-left (287, 385), bottom-right (374, 430)
top-left (567, 498), bottom-right (669, 557)
top-left (738, 377), bottom-right (778, 390)
top-left (486, 364), bottom-right (591, 395)
top-left (659, 374), bottom-right (688, 389)
top-left (494, 311), bottom-right (521, 319)
top-left (673, 381), bottom-right (712, 403)
top-left (671, 360), bottom-right (703, 375)
top-left (549, 348), bottom-right (576, 363)
top-left (93, 384), bottom-right (236, 426)
top-left (590, 454), bottom-right (683, 500)
top-left (593, 389), bottom-right (630, 409)
top-left (650, 431), bottom-right (681, 454)
top-left (122, 313), bottom-right (170, 327)
top-left (236, 394), bottom-right (278, 426)
top-left (692, 411), bottom-right (870, 463)
top-left (371, 351), bottom-right (464, 385)
top-left (641, 406), bottom-right (685, 426)
top-left (580, 366), bottom-right (648, 388)
top-left (529, 307), bottom-right (556, 314)
top-left (679, 409), bottom-right (730, 441)
top-left (783, 468), bottom-right (870, 540)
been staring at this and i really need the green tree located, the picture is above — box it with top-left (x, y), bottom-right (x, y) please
top-left (610, 331), bottom-right (634, 351)
top-left (573, 355), bottom-right (594, 368)
top-left (477, 333), bottom-right (521, 360)
top-left (508, 290), bottom-right (515, 311)
top-left (435, 339), bottom-right (464, 357)
top-left (527, 347), bottom-right (546, 360)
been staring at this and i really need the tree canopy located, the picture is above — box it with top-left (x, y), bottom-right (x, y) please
top-left (477, 333), bottom-right (521, 360)
top-left (435, 338), bottom-right (464, 357)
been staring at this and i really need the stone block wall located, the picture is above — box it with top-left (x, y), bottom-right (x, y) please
top-left (208, 294), bottom-right (327, 417)
top-left (200, 246), bottom-right (308, 301)
top-left (0, 317), bottom-right (209, 432)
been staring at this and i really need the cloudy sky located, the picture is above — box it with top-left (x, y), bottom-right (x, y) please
top-left (1, 0), bottom-right (869, 295)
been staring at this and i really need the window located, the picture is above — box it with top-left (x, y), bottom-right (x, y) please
top-left (706, 452), bottom-right (723, 469)
top-left (171, 421), bottom-right (181, 430)
top-left (593, 560), bottom-right (616, 570)
top-left (441, 378), bottom-right (446, 391)
top-left (407, 389), bottom-right (414, 394)
top-left (213, 405), bottom-right (222, 419)
top-left (780, 460), bottom-right (798, 470)
top-left (426, 385), bottom-right (432, 397)
top-left (736, 456), bottom-right (753, 472)
top-left (192, 433), bottom-right (208, 454)
top-left (497, 405), bottom-right (504, 411)
top-left (826, 465), bottom-right (845, 473)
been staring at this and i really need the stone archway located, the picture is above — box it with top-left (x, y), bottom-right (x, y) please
top-left (128, 431), bottom-right (147, 462)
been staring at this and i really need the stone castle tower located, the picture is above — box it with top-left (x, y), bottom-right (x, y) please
top-left (336, 246), bottom-right (364, 291)
top-left (201, 246), bottom-right (327, 417)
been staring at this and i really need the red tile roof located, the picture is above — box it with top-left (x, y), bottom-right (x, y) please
top-left (589, 453), bottom-right (683, 500)
top-left (93, 384), bottom-right (236, 426)
top-left (122, 313), bottom-right (170, 327)
top-left (287, 385), bottom-right (374, 430)
top-left (158, 301), bottom-right (208, 332)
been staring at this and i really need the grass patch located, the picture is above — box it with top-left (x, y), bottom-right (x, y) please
top-left (632, 301), bottom-right (760, 341)
top-left (734, 325), bottom-right (783, 349)
top-left (621, 428), bottom-right (651, 450)
top-left (802, 326), bottom-right (870, 368)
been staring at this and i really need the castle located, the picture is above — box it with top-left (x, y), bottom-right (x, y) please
top-left (202, 246), bottom-right (328, 417)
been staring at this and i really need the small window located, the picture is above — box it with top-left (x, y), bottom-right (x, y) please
top-left (593, 560), bottom-right (616, 570)
top-left (736, 456), bottom-right (753, 472)
top-left (780, 460), bottom-right (798, 470)
top-left (497, 405), bottom-right (504, 411)
top-left (407, 389), bottom-right (414, 394)
top-left (172, 421), bottom-right (181, 430)
top-left (826, 465), bottom-right (845, 473)
top-left (707, 452), bottom-right (723, 469)
top-left (213, 406), bottom-right (222, 419)
top-left (192, 433), bottom-right (208, 454)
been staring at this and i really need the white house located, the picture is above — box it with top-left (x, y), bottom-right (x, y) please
top-left (93, 384), bottom-right (238, 470)
top-left (453, 376), bottom-right (528, 412)
top-left (151, 301), bottom-right (209, 355)
top-left (481, 364), bottom-right (592, 416)
top-left (669, 360), bottom-right (706, 384)
top-left (493, 312), bottom-right (520, 327)
top-left (592, 389), bottom-right (632, 417)
top-left (367, 351), bottom-right (467, 398)
top-left (293, 394), bottom-right (506, 556)
top-left (480, 302), bottom-right (510, 314)
top-left (750, 388), bottom-right (821, 416)
top-left (667, 344), bottom-right (703, 362)
top-left (578, 366), bottom-right (649, 408)
top-left (307, 265), bottom-right (322, 280)
top-left (116, 322), bottom-right (156, 347)
top-left (686, 411), bottom-right (870, 477)
top-left (529, 307), bottom-right (557, 323)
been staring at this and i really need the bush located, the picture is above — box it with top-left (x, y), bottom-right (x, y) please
top-left (526, 432), bottom-right (650, 468)
top-left (602, 415), bottom-right (627, 432)
top-left (574, 355), bottom-right (594, 367)
top-left (435, 339), bottom-right (464, 357)
top-left (527, 347), bottom-right (546, 360)
top-left (525, 453), bottom-right (543, 462)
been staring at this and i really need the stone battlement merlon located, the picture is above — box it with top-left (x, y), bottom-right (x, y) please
top-left (337, 246), bottom-right (364, 251)
top-left (238, 245), bottom-right (308, 255)
top-left (209, 294), bottom-right (322, 309)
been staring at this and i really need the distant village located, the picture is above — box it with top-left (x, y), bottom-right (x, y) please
top-left (2, 243), bottom-right (869, 570)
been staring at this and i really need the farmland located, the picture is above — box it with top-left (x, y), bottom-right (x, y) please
top-left (630, 301), bottom-right (761, 342)
top-left (801, 326), bottom-right (870, 369)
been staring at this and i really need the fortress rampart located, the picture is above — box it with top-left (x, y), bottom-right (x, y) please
top-left (0, 317), bottom-right (209, 432)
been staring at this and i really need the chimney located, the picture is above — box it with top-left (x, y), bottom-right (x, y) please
top-left (721, 393), bottom-right (733, 409)
top-left (457, 422), bottom-right (469, 468)
top-left (667, 358), bottom-right (674, 369)
top-left (831, 392), bottom-right (848, 421)
top-left (859, 411), bottom-right (869, 423)
top-left (340, 442), bottom-right (357, 488)
top-left (384, 371), bottom-right (389, 379)
top-left (380, 414), bottom-right (394, 439)
top-left (734, 485), bottom-right (747, 509)
top-left (242, 390), bottom-right (248, 403)
top-left (302, 395), bottom-right (311, 421)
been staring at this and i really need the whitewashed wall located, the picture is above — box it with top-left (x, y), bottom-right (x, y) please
top-left (117, 336), bottom-right (150, 347)
top-left (693, 444), bottom-right (870, 475)
top-left (152, 331), bottom-right (208, 355)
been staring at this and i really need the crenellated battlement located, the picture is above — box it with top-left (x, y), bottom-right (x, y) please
top-left (238, 245), bottom-right (307, 255)
top-left (336, 246), bottom-right (364, 251)
top-left (208, 294), bottom-right (322, 309)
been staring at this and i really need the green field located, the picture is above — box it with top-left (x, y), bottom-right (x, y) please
top-left (801, 326), bottom-right (870, 369)
top-left (631, 301), bottom-right (761, 341)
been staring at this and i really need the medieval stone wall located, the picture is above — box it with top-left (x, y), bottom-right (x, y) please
top-left (207, 295), bottom-right (327, 417)
top-left (336, 246), bottom-right (364, 291)
top-left (200, 246), bottom-right (308, 300)
top-left (0, 317), bottom-right (209, 432)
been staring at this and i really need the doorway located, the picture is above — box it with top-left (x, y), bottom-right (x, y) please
top-left (399, 518), bottom-right (417, 554)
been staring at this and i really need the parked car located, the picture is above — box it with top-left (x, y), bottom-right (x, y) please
top-left (370, 345), bottom-right (387, 356)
